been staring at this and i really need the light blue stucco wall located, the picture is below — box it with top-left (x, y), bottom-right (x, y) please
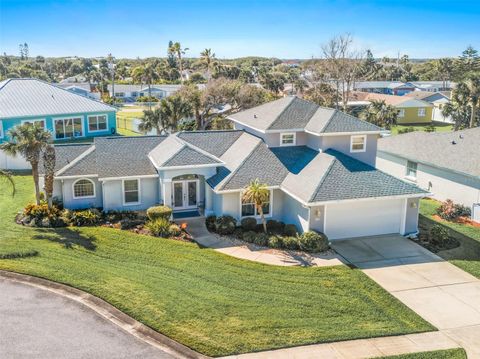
top-left (102, 177), bottom-right (159, 211)
top-left (0, 111), bottom-right (116, 143)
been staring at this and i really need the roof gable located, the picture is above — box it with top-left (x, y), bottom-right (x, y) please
top-left (177, 130), bottom-right (243, 157)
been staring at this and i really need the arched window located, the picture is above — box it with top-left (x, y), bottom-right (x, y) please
top-left (73, 179), bottom-right (95, 198)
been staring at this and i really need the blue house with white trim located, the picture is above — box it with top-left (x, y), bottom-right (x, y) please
top-left (0, 78), bottom-right (117, 169)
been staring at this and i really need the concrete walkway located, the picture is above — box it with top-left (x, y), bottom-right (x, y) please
top-left (333, 235), bottom-right (480, 358)
top-left (185, 217), bottom-right (344, 267)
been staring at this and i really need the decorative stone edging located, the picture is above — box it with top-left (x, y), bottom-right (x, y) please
top-left (0, 270), bottom-right (209, 359)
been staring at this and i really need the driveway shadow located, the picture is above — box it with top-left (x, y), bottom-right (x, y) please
top-left (32, 227), bottom-right (97, 251)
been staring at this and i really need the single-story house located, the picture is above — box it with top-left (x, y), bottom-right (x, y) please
top-left (404, 91), bottom-right (452, 123)
top-left (107, 84), bottom-right (186, 102)
top-left (349, 92), bottom-right (433, 124)
top-left (44, 96), bottom-right (427, 240)
top-left (353, 81), bottom-right (416, 96)
top-left (55, 82), bottom-right (101, 100)
top-left (0, 78), bottom-right (117, 170)
top-left (408, 81), bottom-right (455, 93)
top-left (377, 128), bottom-right (480, 222)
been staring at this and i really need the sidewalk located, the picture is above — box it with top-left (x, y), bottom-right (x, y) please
top-left (184, 217), bottom-right (344, 267)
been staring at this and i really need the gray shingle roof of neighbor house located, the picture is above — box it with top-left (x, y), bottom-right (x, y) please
top-left (228, 96), bottom-right (384, 134)
top-left (378, 128), bottom-right (480, 178)
top-left (177, 130), bottom-right (244, 158)
top-left (0, 78), bottom-right (116, 119)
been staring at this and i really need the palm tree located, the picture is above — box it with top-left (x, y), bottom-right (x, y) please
top-left (139, 107), bottom-right (165, 135)
top-left (160, 95), bottom-right (192, 132)
top-left (0, 123), bottom-right (51, 204)
top-left (0, 169), bottom-right (15, 196)
top-left (360, 100), bottom-right (398, 130)
top-left (242, 179), bottom-right (270, 233)
top-left (43, 144), bottom-right (56, 209)
top-left (464, 75), bottom-right (480, 128)
top-left (169, 42), bottom-right (189, 83)
top-left (200, 48), bottom-right (216, 81)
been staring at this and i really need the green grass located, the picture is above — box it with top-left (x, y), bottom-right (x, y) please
top-left (375, 348), bottom-right (467, 359)
top-left (420, 199), bottom-right (480, 278)
top-left (390, 123), bottom-right (453, 135)
top-left (0, 176), bottom-right (434, 356)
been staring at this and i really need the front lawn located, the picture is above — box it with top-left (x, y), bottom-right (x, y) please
top-left (390, 123), bottom-right (453, 135)
top-left (420, 199), bottom-right (480, 278)
top-left (0, 176), bottom-right (434, 356)
top-left (376, 348), bottom-right (467, 359)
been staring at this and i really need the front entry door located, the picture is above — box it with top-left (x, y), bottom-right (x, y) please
top-left (172, 180), bottom-right (198, 210)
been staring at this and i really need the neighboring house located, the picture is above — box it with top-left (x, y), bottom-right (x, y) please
top-left (353, 81), bottom-right (416, 96)
top-left (404, 91), bottom-right (452, 123)
top-left (408, 81), bottom-right (455, 92)
top-left (349, 92), bottom-right (433, 124)
top-left (55, 82), bottom-right (101, 100)
top-left (0, 78), bottom-right (117, 170)
top-left (377, 128), bottom-right (480, 222)
top-left (107, 84), bottom-right (184, 102)
top-left (44, 96), bottom-right (427, 240)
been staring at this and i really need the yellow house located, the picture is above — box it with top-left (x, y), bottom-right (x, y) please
top-left (351, 92), bottom-right (433, 124)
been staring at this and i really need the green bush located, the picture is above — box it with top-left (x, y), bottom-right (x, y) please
top-left (205, 215), bottom-right (217, 232)
top-left (67, 209), bottom-right (102, 226)
top-left (146, 206), bottom-right (172, 221)
top-left (104, 210), bottom-right (138, 222)
top-left (241, 217), bottom-right (257, 231)
top-left (283, 224), bottom-right (298, 237)
top-left (242, 231), bottom-right (257, 243)
top-left (430, 224), bottom-right (450, 246)
top-left (254, 233), bottom-right (269, 246)
top-left (436, 199), bottom-right (471, 221)
top-left (169, 224), bottom-right (182, 236)
top-left (268, 235), bottom-right (283, 249)
top-left (282, 236), bottom-right (300, 250)
top-left (267, 220), bottom-right (285, 234)
top-left (215, 215), bottom-right (236, 235)
top-left (299, 231), bottom-right (329, 252)
top-left (119, 218), bottom-right (144, 230)
top-left (24, 203), bottom-right (60, 220)
top-left (145, 218), bottom-right (171, 237)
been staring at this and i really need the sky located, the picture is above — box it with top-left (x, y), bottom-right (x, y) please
top-left (0, 0), bottom-right (479, 59)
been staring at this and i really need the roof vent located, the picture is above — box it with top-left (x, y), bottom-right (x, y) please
top-left (451, 140), bottom-right (457, 145)
top-left (253, 114), bottom-right (257, 118)
top-left (459, 134), bottom-right (464, 139)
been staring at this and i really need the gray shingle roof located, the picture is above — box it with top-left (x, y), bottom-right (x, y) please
top-left (378, 128), bottom-right (480, 178)
top-left (39, 143), bottom-right (92, 175)
top-left (162, 146), bottom-right (222, 167)
top-left (177, 130), bottom-right (243, 157)
top-left (268, 97), bottom-right (319, 130)
top-left (0, 78), bottom-right (116, 119)
top-left (61, 149), bottom-right (97, 176)
top-left (310, 149), bottom-right (427, 202)
top-left (320, 110), bottom-right (383, 133)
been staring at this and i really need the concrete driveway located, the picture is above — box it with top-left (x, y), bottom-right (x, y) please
top-left (0, 278), bottom-right (174, 359)
top-left (332, 235), bottom-right (480, 357)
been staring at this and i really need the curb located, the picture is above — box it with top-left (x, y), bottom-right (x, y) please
top-left (0, 270), bottom-right (210, 359)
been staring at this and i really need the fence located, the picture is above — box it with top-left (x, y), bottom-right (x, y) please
top-left (116, 117), bottom-right (156, 135)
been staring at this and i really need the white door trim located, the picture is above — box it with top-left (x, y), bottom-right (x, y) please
top-left (172, 179), bottom-right (199, 211)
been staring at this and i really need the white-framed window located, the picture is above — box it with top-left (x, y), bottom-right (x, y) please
top-left (21, 119), bottom-right (46, 129)
top-left (88, 114), bottom-right (108, 132)
top-left (114, 92), bottom-right (125, 97)
top-left (406, 161), bottom-right (418, 179)
top-left (280, 132), bottom-right (296, 146)
top-left (123, 179), bottom-right (140, 205)
top-left (350, 135), bottom-right (367, 153)
top-left (72, 178), bottom-right (96, 199)
top-left (398, 109), bottom-right (405, 118)
top-left (241, 190), bottom-right (271, 218)
top-left (54, 117), bottom-right (83, 139)
top-left (0, 120), bottom-right (3, 138)
top-left (418, 108), bottom-right (426, 117)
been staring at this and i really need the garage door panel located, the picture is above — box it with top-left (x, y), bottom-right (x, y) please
top-left (326, 199), bottom-right (403, 240)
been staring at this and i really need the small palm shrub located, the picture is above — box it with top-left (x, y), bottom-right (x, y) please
top-left (145, 218), bottom-right (171, 237)
top-left (104, 210), bottom-right (138, 222)
top-left (283, 224), bottom-right (298, 237)
top-left (299, 231), bottom-right (329, 252)
top-left (67, 209), bottom-right (102, 226)
top-left (253, 233), bottom-right (269, 246)
top-left (205, 215), bottom-right (217, 231)
top-left (241, 217), bottom-right (257, 231)
top-left (267, 220), bottom-right (285, 234)
top-left (146, 205), bottom-right (172, 221)
top-left (268, 235), bottom-right (283, 249)
top-left (215, 215), bottom-right (236, 235)
top-left (242, 231), bottom-right (257, 243)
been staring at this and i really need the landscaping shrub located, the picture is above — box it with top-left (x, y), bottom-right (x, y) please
top-left (242, 231), bottom-right (257, 243)
top-left (430, 224), bottom-right (451, 246)
top-left (266, 220), bottom-right (285, 234)
top-left (215, 215), bottom-right (236, 235)
top-left (104, 210), bottom-right (138, 222)
top-left (0, 250), bottom-right (39, 260)
top-left (119, 218), bottom-right (144, 230)
top-left (24, 203), bottom-right (60, 220)
top-left (437, 199), bottom-right (472, 221)
top-left (253, 233), bottom-right (269, 246)
top-left (145, 218), bottom-right (171, 237)
top-left (20, 203), bottom-right (65, 227)
top-left (268, 235), bottom-right (283, 249)
top-left (283, 224), bottom-right (298, 237)
top-left (282, 236), bottom-right (300, 250)
top-left (205, 215), bottom-right (217, 232)
top-left (67, 209), bottom-right (102, 226)
top-left (169, 224), bottom-right (182, 236)
top-left (241, 217), bottom-right (257, 231)
top-left (398, 126), bottom-right (415, 134)
top-left (147, 206), bottom-right (173, 221)
top-left (299, 231), bottom-right (329, 252)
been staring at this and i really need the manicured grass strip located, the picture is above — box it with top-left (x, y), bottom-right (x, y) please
top-left (375, 348), bottom-right (467, 359)
top-left (420, 199), bottom-right (480, 278)
top-left (0, 176), bottom-right (434, 357)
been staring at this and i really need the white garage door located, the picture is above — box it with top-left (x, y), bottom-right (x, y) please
top-left (326, 199), bottom-right (403, 240)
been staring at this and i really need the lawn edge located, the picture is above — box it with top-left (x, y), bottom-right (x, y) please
top-left (0, 270), bottom-right (210, 359)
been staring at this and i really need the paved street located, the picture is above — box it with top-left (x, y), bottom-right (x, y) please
top-left (0, 278), bottom-right (174, 359)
